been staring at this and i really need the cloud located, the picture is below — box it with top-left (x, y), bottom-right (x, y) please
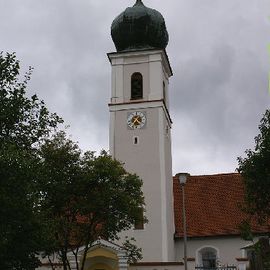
top-left (0, 0), bottom-right (269, 174)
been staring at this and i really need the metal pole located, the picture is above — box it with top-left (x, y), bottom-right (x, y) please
top-left (182, 184), bottom-right (188, 270)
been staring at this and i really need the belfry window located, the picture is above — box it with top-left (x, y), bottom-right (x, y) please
top-left (131, 72), bottom-right (143, 100)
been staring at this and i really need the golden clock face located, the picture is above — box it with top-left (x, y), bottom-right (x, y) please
top-left (127, 111), bottom-right (146, 129)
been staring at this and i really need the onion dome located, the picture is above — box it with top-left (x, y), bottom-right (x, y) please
top-left (111, 0), bottom-right (169, 52)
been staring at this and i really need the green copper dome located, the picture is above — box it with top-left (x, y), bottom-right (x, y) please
top-left (111, 0), bottom-right (169, 52)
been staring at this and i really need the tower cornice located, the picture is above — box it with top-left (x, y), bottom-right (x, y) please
top-left (108, 99), bottom-right (173, 125)
top-left (107, 49), bottom-right (173, 77)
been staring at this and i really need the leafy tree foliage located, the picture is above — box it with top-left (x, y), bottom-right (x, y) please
top-left (238, 109), bottom-right (270, 223)
top-left (123, 237), bottom-right (143, 263)
top-left (0, 52), bottom-right (62, 150)
top-left (238, 110), bottom-right (270, 269)
top-left (244, 238), bottom-right (270, 270)
top-left (38, 132), bottom-right (146, 270)
top-left (0, 52), bottom-right (63, 270)
top-left (0, 52), bottom-right (145, 270)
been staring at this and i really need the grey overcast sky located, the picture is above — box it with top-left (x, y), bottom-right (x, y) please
top-left (0, 0), bottom-right (269, 175)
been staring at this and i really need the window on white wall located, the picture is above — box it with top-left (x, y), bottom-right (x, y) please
top-left (198, 247), bottom-right (218, 268)
top-left (133, 136), bottom-right (139, 145)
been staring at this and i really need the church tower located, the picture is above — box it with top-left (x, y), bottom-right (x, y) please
top-left (108, 0), bottom-right (175, 262)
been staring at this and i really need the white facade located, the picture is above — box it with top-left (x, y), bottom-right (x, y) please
top-left (108, 49), bottom-right (175, 262)
top-left (175, 236), bottom-right (252, 268)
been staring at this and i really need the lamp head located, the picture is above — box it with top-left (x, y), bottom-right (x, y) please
top-left (177, 173), bottom-right (190, 185)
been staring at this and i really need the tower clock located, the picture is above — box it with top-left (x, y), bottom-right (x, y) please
top-left (127, 111), bottom-right (146, 129)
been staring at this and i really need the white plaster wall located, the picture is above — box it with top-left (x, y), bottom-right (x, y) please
top-left (159, 109), bottom-right (175, 261)
top-left (112, 106), bottom-right (166, 261)
top-left (123, 58), bottom-right (150, 102)
top-left (109, 50), bottom-right (171, 104)
top-left (148, 54), bottom-right (163, 101)
top-left (175, 236), bottom-right (253, 267)
top-left (108, 50), bottom-right (174, 262)
top-left (111, 57), bottom-right (124, 103)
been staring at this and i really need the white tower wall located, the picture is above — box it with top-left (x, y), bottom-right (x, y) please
top-left (108, 49), bottom-right (175, 262)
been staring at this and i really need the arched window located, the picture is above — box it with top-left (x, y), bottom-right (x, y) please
top-left (131, 72), bottom-right (143, 100)
top-left (197, 247), bottom-right (218, 268)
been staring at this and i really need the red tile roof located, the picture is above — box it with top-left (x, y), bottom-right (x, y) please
top-left (173, 173), bottom-right (270, 238)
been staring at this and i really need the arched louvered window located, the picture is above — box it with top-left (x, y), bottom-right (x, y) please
top-left (131, 72), bottom-right (143, 100)
top-left (198, 247), bottom-right (218, 268)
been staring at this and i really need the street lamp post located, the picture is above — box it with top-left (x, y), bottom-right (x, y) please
top-left (178, 173), bottom-right (189, 270)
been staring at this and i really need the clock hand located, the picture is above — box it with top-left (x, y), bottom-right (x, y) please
top-left (133, 118), bottom-right (141, 125)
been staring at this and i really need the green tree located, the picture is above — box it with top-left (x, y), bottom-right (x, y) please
top-left (238, 109), bottom-right (270, 269)
top-left (238, 109), bottom-right (270, 223)
top-left (0, 52), bottom-right (145, 270)
top-left (0, 52), bottom-right (63, 270)
top-left (38, 132), bottom-right (146, 270)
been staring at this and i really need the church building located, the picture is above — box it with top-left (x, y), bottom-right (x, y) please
top-left (38, 1), bottom-right (269, 270)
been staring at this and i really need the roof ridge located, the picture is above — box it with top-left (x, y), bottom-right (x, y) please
top-left (173, 172), bottom-right (239, 178)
